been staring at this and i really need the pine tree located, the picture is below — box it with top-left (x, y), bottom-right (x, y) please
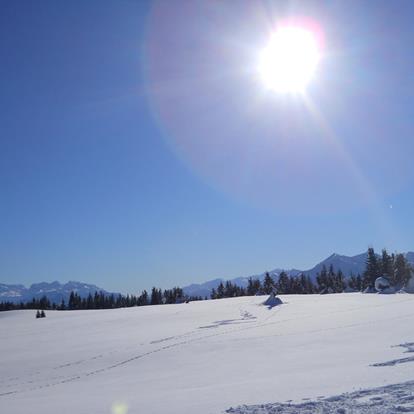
top-left (334, 269), bottom-right (345, 292)
top-left (348, 274), bottom-right (359, 291)
top-left (217, 282), bottom-right (225, 299)
top-left (247, 278), bottom-right (261, 295)
top-left (69, 292), bottom-right (76, 310)
top-left (327, 265), bottom-right (336, 291)
top-left (380, 249), bottom-right (394, 282)
top-left (151, 287), bottom-right (161, 305)
top-left (39, 295), bottom-right (50, 310)
top-left (277, 272), bottom-right (290, 294)
top-left (289, 276), bottom-right (301, 294)
top-left (356, 274), bottom-right (362, 291)
top-left (299, 274), bottom-right (308, 294)
top-left (316, 265), bottom-right (328, 292)
top-left (263, 272), bottom-right (275, 294)
top-left (138, 290), bottom-right (148, 305)
top-left (394, 254), bottom-right (411, 288)
top-left (305, 275), bottom-right (315, 294)
top-left (362, 247), bottom-right (380, 288)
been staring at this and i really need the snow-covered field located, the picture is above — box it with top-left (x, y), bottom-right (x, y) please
top-left (2, 293), bottom-right (414, 413)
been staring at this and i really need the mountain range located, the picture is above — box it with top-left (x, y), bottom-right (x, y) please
top-left (2, 251), bottom-right (414, 303)
top-left (181, 251), bottom-right (414, 298)
top-left (0, 281), bottom-right (117, 304)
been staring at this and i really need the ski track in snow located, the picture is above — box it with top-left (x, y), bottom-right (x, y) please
top-left (3, 294), bottom-right (414, 413)
top-left (372, 342), bottom-right (414, 367)
top-left (0, 305), bottom-right (266, 396)
top-left (226, 380), bottom-right (414, 413)
top-left (372, 356), bottom-right (414, 367)
top-left (199, 308), bottom-right (257, 329)
top-left (3, 298), bottom-right (414, 398)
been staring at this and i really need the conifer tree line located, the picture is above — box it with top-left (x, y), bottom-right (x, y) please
top-left (210, 247), bottom-right (413, 299)
top-left (1, 247), bottom-right (413, 311)
top-left (0, 286), bottom-right (204, 312)
top-left (211, 272), bottom-right (318, 299)
top-left (362, 248), bottom-right (412, 289)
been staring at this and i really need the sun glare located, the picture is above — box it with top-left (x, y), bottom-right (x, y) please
top-left (259, 26), bottom-right (320, 93)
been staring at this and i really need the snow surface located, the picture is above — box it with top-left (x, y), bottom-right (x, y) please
top-left (227, 381), bottom-right (414, 413)
top-left (2, 293), bottom-right (414, 413)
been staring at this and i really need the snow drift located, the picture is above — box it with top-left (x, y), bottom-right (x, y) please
top-left (262, 292), bottom-right (283, 308)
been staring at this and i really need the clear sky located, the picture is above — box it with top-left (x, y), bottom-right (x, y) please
top-left (2, 0), bottom-right (414, 294)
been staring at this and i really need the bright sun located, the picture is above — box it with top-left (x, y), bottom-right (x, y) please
top-left (259, 26), bottom-right (320, 94)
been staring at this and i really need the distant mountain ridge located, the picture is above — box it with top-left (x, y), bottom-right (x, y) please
top-left (2, 251), bottom-right (414, 303)
top-left (0, 281), bottom-right (117, 304)
top-left (182, 251), bottom-right (414, 298)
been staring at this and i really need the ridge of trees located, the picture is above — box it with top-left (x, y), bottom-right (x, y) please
top-left (362, 248), bottom-right (411, 289)
top-left (0, 287), bottom-right (204, 312)
top-left (1, 247), bottom-right (413, 312)
top-left (211, 247), bottom-right (413, 299)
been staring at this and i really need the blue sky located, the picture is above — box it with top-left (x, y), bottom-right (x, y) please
top-left (2, 0), bottom-right (414, 294)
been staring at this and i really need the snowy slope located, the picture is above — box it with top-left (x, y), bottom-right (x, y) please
top-left (2, 293), bottom-right (414, 413)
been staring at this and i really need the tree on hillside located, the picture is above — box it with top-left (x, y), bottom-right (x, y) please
top-left (362, 247), bottom-right (381, 288)
top-left (348, 273), bottom-right (362, 291)
top-left (380, 249), bottom-right (394, 282)
top-left (138, 290), bottom-right (149, 306)
top-left (303, 274), bottom-right (316, 294)
top-left (328, 264), bottom-right (336, 291)
top-left (150, 287), bottom-right (162, 305)
top-left (393, 253), bottom-right (412, 288)
top-left (217, 282), bottom-right (225, 299)
top-left (288, 276), bottom-right (301, 294)
top-left (277, 271), bottom-right (290, 294)
top-left (263, 272), bottom-right (275, 294)
top-left (333, 269), bottom-right (345, 293)
top-left (247, 278), bottom-right (261, 296)
top-left (316, 265), bottom-right (329, 292)
top-left (298, 274), bottom-right (310, 294)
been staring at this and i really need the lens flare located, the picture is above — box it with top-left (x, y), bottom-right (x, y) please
top-left (112, 402), bottom-right (128, 414)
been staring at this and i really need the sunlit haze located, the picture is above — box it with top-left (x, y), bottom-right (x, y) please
top-left (2, 1), bottom-right (414, 294)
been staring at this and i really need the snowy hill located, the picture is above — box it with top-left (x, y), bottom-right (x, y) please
top-left (0, 281), bottom-right (117, 304)
top-left (2, 293), bottom-right (414, 413)
top-left (183, 251), bottom-right (414, 297)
